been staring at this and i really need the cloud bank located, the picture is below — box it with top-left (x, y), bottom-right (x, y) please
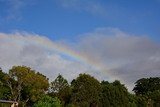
top-left (75, 28), bottom-right (160, 90)
top-left (0, 32), bottom-right (96, 82)
top-left (0, 28), bottom-right (160, 91)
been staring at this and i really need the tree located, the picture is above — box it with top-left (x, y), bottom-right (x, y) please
top-left (100, 80), bottom-right (130, 107)
top-left (133, 77), bottom-right (160, 107)
top-left (70, 73), bottom-right (101, 107)
top-left (0, 68), bottom-right (11, 100)
top-left (33, 95), bottom-right (61, 107)
top-left (50, 74), bottom-right (69, 93)
top-left (133, 77), bottom-right (160, 95)
top-left (8, 66), bottom-right (49, 105)
top-left (149, 90), bottom-right (160, 107)
top-left (50, 74), bottom-right (71, 106)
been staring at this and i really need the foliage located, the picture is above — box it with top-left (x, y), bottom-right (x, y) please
top-left (50, 74), bottom-right (69, 93)
top-left (100, 80), bottom-right (130, 107)
top-left (50, 74), bottom-right (71, 106)
top-left (0, 68), bottom-right (11, 100)
top-left (1, 66), bottom-right (160, 107)
top-left (70, 73), bottom-right (101, 107)
top-left (133, 77), bottom-right (160, 107)
top-left (8, 66), bottom-right (49, 105)
top-left (33, 95), bottom-right (61, 107)
top-left (133, 77), bottom-right (160, 95)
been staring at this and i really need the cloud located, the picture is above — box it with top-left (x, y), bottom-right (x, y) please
top-left (1, 28), bottom-right (160, 91)
top-left (0, 32), bottom-right (96, 82)
top-left (73, 28), bottom-right (160, 91)
top-left (0, 0), bottom-right (24, 20)
top-left (0, 0), bottom-right (36, 21)
top-left (57, 0), bottom-right (107, 16)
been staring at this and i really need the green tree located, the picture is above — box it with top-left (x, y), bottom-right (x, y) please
top-left (147, 90), bottom-right (160, 107)
top-left (100, 80), bottom-right (130, 107)
top-left (50, 74), bottom-right (69, 93)
top-left (70, 73), bottom-right (101, 107)
top-left (133, 77), bottom-right (160, 95)
top-left (8, 66), bottom-right (49, 105)
top-left (34, 95), bottom-right (61, 107)
top-left (0, 68), bottom-right (11, 100)
top-left (50, 74), bottom-right (71, 106)
top-left (133, 77), bottom-right (160, 107)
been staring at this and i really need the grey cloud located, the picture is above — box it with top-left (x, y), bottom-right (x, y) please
top-left (0, 32), bottom-right (93, 82)
top-left (74, 28), bottom-right (160, 91)
top-left (1, 28), bottom-right (160, 91)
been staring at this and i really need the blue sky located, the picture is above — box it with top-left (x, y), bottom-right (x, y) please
top-left (0, 0), bottom-right (160, 91)
top-left (0, 0), bottom-right (160, 41)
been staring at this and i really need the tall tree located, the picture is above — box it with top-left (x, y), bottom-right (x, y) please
top-left (8, 66), bottom-right (49, 105)
top-left (50, 74), bottom-right (69, 93)
top-left (133, 77), bottom-right (160, 95)
top-left (100, 80), bottom-right (130, 107)
top-left (50, 74), bottom-right (71, 106)
top-left (0, 68), bottom-right (11, 100)
top-left (133, 77), bottom-right (160, 107)
top-left (70, 73), bottom-right (101, 107)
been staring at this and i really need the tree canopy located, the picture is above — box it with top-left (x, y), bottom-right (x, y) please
top-left (0, 66), bottom-right (160, 107)
top-left (133, 77), bottom-right (160, 107)
top-left (70, 73), bottom-right (101, 107)
top-left (1, 66), bottom-right (49, 106)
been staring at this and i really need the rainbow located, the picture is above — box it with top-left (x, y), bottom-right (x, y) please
top-left (28, 35), bottom-right (114, 80)
top-left (28, 35), bottom-right (106, 70)
top-left (0, 33), bottom-right (113, 80)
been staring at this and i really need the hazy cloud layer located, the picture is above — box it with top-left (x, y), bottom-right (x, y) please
top-left (0, 28), bottom-right (160, 91)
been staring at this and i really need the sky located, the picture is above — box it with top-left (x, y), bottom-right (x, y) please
top-left (0, 0), bottom-right (160, 91)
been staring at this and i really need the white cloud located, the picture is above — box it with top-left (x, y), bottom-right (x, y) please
top-left (57, 0), bottom-right (107, 16)
top-left (1, 28), bottom-right (160, 91)
top-left (0, 32), bottom-right (96, 82)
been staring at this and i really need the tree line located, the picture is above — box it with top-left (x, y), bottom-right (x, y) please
top-left (0, 66), bottom-right (160, 107)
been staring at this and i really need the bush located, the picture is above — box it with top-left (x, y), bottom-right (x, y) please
top-left (34, 95), bottom-right (61, 107)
